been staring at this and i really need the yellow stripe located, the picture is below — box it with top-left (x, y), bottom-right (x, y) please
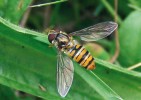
top-left (69, 50), bottom-right (75, 57)
top-left (82, 55), bottom-right (93, 67)
top-left (87, 61), bottom-right (95, 70)
top-left (80, 53), bottom-right (90, 65)
top-left (76, 45), bottom-right (81, 49)
top-left (74, 49), bottom-right (87, 62)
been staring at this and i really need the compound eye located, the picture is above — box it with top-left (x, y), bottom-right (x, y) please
top-left (48, 33), bottom-right (56, 43)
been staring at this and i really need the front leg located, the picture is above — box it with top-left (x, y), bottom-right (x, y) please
top-left (48, 44), bottom-right (54, 47)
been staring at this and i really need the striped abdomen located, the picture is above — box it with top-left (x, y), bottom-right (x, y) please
top-left (67, 44), bottom-right (95, 70)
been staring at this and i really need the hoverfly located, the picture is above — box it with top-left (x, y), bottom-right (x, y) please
top-left (48, 21), bottom-right (118, 97)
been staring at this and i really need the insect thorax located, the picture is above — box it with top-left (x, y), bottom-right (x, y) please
top-left (50, 32), bottom-right (74, 51)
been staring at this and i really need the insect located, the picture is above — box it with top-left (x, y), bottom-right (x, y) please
top-left (48, 21), bottom-right (118, 97)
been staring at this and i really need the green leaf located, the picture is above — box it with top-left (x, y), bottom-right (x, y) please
top-left (84, 41), bottom-right (141, 99)
top-left (118, 11), bottom-right (141, 67)
top-left (0, 0), bottom-right (32, 24)
top-left (0, 17), bottom-right (123, 99)
top-left (128, 0), bottom-right (141, 8)
top-left (0, 85), bottom-right (18, 100)
top-left (95, 58), bottom-right (141, 100)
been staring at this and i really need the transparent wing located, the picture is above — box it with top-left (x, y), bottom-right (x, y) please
top-left (57, 51), bottom-right (74, 97)
top-left (69, 21), bottom-right (118, 41)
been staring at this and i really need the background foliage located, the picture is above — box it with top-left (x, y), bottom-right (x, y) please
top-left (0, 0), bottom-right (141, 100)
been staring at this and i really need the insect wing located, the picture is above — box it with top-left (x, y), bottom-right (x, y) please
top-left (70, 21), bottom-right (118, 41)
top-left (57, 51), bottom-right (74, 97)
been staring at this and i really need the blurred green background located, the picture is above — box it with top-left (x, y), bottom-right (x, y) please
top-left (0, 0), bottom-right (141, 100)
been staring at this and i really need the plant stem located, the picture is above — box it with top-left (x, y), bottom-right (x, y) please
top-left (29, 0), bottom-right (67, 8)
top-left (100, 0), bottom-right (122, 24)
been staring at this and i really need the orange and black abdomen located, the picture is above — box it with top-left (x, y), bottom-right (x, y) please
top-left (67, 45), bottom-right (95, 70)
